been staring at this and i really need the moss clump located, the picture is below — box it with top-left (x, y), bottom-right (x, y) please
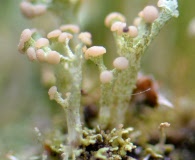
top-left (79, 125), bottom-right (136, 160)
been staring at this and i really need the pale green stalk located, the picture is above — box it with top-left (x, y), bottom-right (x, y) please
top-left (102, 0), bottom-right (179, 128)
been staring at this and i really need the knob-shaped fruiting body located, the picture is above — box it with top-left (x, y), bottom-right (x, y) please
top-left (100, 71), bottom-right (113, 84)
top-left (47, 29), bottom-right (62, 39)
top-left (60, 24), bottom-right (80, 34)
top-left (105, 12), bottom-right (126, 27)
top-left (141, 6), bottom-right (159, 23)
top-left (35, 38), bottom-right (49, 49)
top-left (113, 57), bottom-right (129, 70)
top-left (48, 86), bottom-right (57, 100)
top-left (26, 47), bottom-right (36, 61)
top-left (85, 46), bottom-right (106, 59)
top-left (18, 29), bottom-right (32, 53)
top-left (78, 32), bottom-right (92, 46)
top-left (47, 51), bottom-right (61, 64)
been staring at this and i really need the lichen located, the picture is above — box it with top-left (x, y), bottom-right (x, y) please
top-left (17, 0), bottom-right (179, 159)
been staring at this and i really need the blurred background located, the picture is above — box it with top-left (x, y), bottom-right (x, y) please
top-left (0, 0), bottom-right (195, 158)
